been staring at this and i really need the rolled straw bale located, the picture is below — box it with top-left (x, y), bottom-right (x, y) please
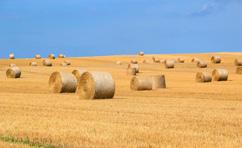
top-left (9, 63), bottom-right (16, 67)
top-left (236, 66), bottom-right (242, 74)
top-left (197, 61), bottom-right (207, 68)
top-left (212, 69), bottom-right (228, 81)
top-left (211, 56), bottom-right (221, 64)
top-left (138, 51), bottom-right (144, 56)
top-left (130, 59), bottom-right (138, 64)
top-left (9, 53), bottom-right (15, 59)
top-left (127, 67), bottom-right (137, 75)
top-left (152, 57), bottom-right (160, 63)
top-left (49, 72), bottom-right (77, 93)
top-left (164, 60), bottom-right (175, 69)
top-left (128, 63), bottom-right (139, 73)
top-left (116, 61), bottom-right (122, 65)
top-left (196, 72), bottom-right (212, 83)
top-left (177, 58), bottom-right (185, 63)
top-left (35, 54), bottom-right (41, 59)
top-left (72, 69), bottom-right (87, 80)
top-left (77, 71), bottom-right (115, 99)
top-left (130, 76), bottom-right (153, 91)
top-left (142, 59), bottom-right (148, 64)
top-left (234, 59), bottom-right (242, 66)
top-left (6, 66), bottom-right (21, 78)
top-left (152, 75), bottom-right (166, 89)
top-left (58, 54), bottom-right (65, 58)
top-left (64, 60), bottom-right (71, 65)
top-left (48, 54), bottom-right (55, 59)
top-left (60, 62), bottom-right (68, 67)
top-left (191, 57), bottom-right (200, 63)
top-left (29, 62), bottom-right (38, 66)
top-left (43, 59), bottom-right (52, 66)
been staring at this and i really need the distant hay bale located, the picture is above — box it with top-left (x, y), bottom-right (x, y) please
top-left (142, 59), bottom-right (148, 64)
top-left (236, 66), bottom-right (242, 74)
top-left (211, 56), bottom-right (221, 64)
top-left (212, 69), bottom-right (228, 81)
top-left (130, 76), bottom-right (153, 91)
top-left (9, 63), bottom-right (16, 67)
top-left (6, 66), bottom-right (21, 78)
top-left (77, 71), bottom-right (115, 99)
top-left (191, 58), bottom-right (200, 63)
top-left (130, 59), bottom-right (138, 64)
top-left (9, 53), bottom-right (15, 59)
top-left (64, 60), bottom-right (71, 65)
top-left (116, 61), bottom-right (122, 65)
top-left (138, 51), bottom-right (144, 56)
top-left (29, 62), bottom-right (38, 66)
top-left (152, 57), bottom-right (160, 63)
top-left (58, 54), bottom-right (65, 58)
top-left (164, 60), bottom-right (175, 69)
top-left (152, 75), bottom-right (166, 89)
top-left (234, 59), bottom-right (242, 66)
top-left (49, 72), bottom-right (77, 93)
top-left (197, 61), bottom-right (207, 68)
top-left (35, 54), bottom-right (41, 59)
top-left (72, 69), bottom-right (87, 80)
top-left (128, 63), bottom-right (139, 73)
top-left (48, 54), bottom-right (55, 59)
top-left (196, 72), bottom-right (212, 83)
top-left (43, 59), bottom-right (52, 66)
top-left (127, 67), bottom-right (137, 75)
top-left (177, 58), bottom-right (185, 63)
top-left (60, 62), bottom-right (68, 67)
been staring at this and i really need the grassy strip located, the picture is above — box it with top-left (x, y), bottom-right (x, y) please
top-left (0, 136), bottom-right (55, 148)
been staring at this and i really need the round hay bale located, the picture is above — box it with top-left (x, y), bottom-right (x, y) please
top-left (197, 61), bottom-right (207, 68)
top-left (35, 54), bottom-right (42, 59)
top-left (142, 59), bottom-right (148, 64)
top-left (130, 59), bottom-right (138, 64)
top-left (177, 58), bottom-right (185, 63)
top-left (64, 60), bottom-right (71, 65)
top-left (191, 58), bottom-right (200, 63)
top-left (60, 62), bottom-right (68, 67)
top-left (236, 66), bottom-right (242, 74)
top-left (152, 75), bottom-right (166, 89)
top-left (29, 62), bottom-right (38, 66)
top-left (130, 76), bottom-right (153, 91)
top-left (58, 54), bottom-right (65, 58)
top-left (196, 72), bottom-right (212, 83)
top-left (9, 63), bottom-right (16, 67)
top-left (6, 66), bottom-right (21, 78)
top-left (127, 67), bottom-right (137, 75)
top-left (72, 69), bottom-right (87, 80)
top-left (77, 71), bottom-right (115, 99)
top-left (116, 61), bottom-right (122, 65)
top-left (49, 72), bottom-right (77, 93)
top-left (128, 63), bottom-right (139, 73)
top-left (212, 69), bottom-right (228, 81)
top-left (48, 54), bottom-right (55, 59)
top-left (211, 56), bottom-right (221, 64)
top-left (138, 51), bottom-right (144, 56)
top-left (152, 57), bottom-right (160, 63)
top-left (43, 59), bottom-right (52, 66)
top-left (234, 59), bottom-right (242, 66)
top-left (9, 53), bottom-right (15, 59)
top-left (164, 60), bottom-right (175, 69)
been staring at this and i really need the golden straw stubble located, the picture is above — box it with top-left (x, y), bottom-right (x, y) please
top-left (49, 72), bottom-right (77, 93)
top-left (196, 72), bottom-right (212, 83)
top-left (77, 71), bottom-right (115, 100)
top-left (212, 69), bottom-right (228, 81)
top-left (6, 66), bottom-right (21, 78)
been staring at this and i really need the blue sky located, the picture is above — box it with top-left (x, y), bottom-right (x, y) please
top-left (0, 0), bottom-right (242, 58)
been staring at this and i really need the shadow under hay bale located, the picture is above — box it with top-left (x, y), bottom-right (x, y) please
top-left (77, 71), bottom-right (115, 99)
top-left (212, 69), bottom-right (228, 81)
top-left (6, 66), bottom-right (21, 78)
top-left (197, 61), bottom-right (207, 68)
top-left (49, 72), bottom-right (77, 93)
top-left (211, 56), bottom-right (221, 64)
top-left (196, 72), bottom-right (212, 83)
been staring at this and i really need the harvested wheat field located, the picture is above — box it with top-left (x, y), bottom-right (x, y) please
top-left (0, 52), bottom-right (241, 148)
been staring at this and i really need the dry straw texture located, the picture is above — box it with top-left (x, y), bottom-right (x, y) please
top-left (196, 72), bottom-right (212, 83)
top-left (212, 69), bottom-right (228, 81)
top-left (77, 71), bottom-right (115, 99)
top-left (72, 69), bottom-right (87, 80)
top-left (49, 72), bottom-right (77, 93)
top-left (128, 63), bottom-right (139, 73)
top-left (236, 66), bottom-right (242, 74)
top-left (211, 56), bottom-right (221, 64)
top-left (234, 59), bottom-right (242, 66)
top-left (6, 66), bottom-right (21, 78)
top-left (58, 54), bottom-right (65, 58)
top-left (130, 76), bottom-right (153, 91)
top-left (152, 75), bottom-right (166, 89)
top-left (9, 53), bottom-right (15, 59)
top-left (43, 59), bottom-right (52, 66)
top-left (48, 54), bottom-right (55, 59)
top-left (29, 62), bottom-right (38, 66)
top-left (164, 60), bottom-right (175, 69)
top-left (197, 61), bottom-right (207, 68)
top-left (35, 54), bottom-right (42, 59)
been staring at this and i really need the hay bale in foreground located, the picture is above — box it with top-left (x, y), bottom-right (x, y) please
top-left (35, 54), bottom-right (41, 59)
top-left (72, 69), bottom-right (87, 80)
top-left (43, 59), bottom-right (52, 66)
top-left (77, 71), bottom-right (115, 99)
top-left (196, 72), bottom-right (212, 83)
top-left (9, 53), bottom-right (15, 59)
top-left (58, 54), bottom-right (65, 58)
top-left (177, 58), bottom-right (185, 63)
top-left (49, 72), bottom-right (77, 93)
top-left (234, 59), bottom-right (242, 66)
top-left (6, 66), bottom-right (21, 78)
top-left (152, 75), bottom-right (166, 89)
top-left (130, 76), bottom-right (153, 91)
top-left (197, 61), bottom-right (207, 68)
top-left (29, 62), bottom-right (38, 66)
top-left (236, 66), bottom-right (242, 74)
top-left (164, 60), bottom-right (175, 69)
top-left (48, 54), bottom-right (55, 59)
top-left (128, 63), bottom-right (139, 73)
top-left (138, 51), bottom-right (144, 56)
top-left (9, 64), bottom-right (16, 67)
top-left (211, 56), bottom-right (221, 64)
top-left (212, 69), bottom-right (228, 81)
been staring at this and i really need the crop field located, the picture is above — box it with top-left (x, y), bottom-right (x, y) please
top-left (0, 53), bottom-right (241, 147)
